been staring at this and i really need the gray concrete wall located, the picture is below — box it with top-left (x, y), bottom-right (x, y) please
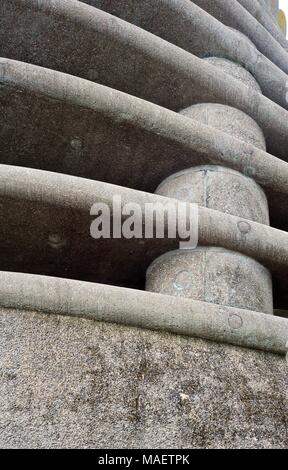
top-left (0, 308), bottom-right (287, 449)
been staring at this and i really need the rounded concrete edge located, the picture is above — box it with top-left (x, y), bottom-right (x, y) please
top-left (0, 271), bottom-right (287, 355)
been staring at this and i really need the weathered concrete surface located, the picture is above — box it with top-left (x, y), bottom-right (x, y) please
top-left (1, 272), bottom-right (287, 354)
top-left (80, 0), bottom-right (288, 80)
top-left (203, 57), bottom-right (263, 94)
top-left (1, 0), bottom-right (288, 112)
top-left (1, 164), bottom-right (288, 307)
top-left (180, 103), bottom-right (266, 150)
top-left (193, 0), bottom-right (288, 70)
top-left (238, 0), bottom-right (288, 51)
top-left (146, 248), bottom-right (273, 314)
top-left (156, 166), bottom-right (270, 225)
top-left (153, 79), bottom-right (273, 314)
top-left (0, 307), bottom-right (287, 449)
top-left (1, 60), bottom-right (288, 232)
top-left (261, 0), bottom-right (279, 16)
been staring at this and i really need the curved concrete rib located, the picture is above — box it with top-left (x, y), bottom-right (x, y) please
top-left (237, 0), bottom-right (288, 51)
top-left (0, 271), bottom-right (287, 355)
top-left (81, 0), bottom-right (288, 86)
top-left (1, 59), bottom-right (288, 229)
top-left (0, 164), bottom-right (288, 306)
top-left (0, 0), bottom-right (288, 113)
top-left (193, 0), bottom-right (288, 73)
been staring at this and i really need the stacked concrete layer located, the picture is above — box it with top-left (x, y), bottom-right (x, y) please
top-left (81, 0), bottom-right (288, 70)
top-left (261, 0), bottom-right (279, 18)
top-left (148, 53), bottom-right (277, 314)
top-left (1, 165), bottom-right (288, 307)
top-left (1, 59), bottom-right (288, 230)
top-left (155, 165), bottom-right (270, 224)
top-left (193, 0), bottom-right (288, 59)
top-left (1, 0), bottom-right (288, 113)
top-left (238, 0), bottom-right (287, 49)
top-left (146, 248), bottom-right (274, 314)
top-left (0, 272), bottom-right (287, 354)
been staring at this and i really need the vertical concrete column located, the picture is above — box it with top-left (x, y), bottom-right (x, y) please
top-left (146, 58), bottom-right (273, 315)
top-left (146, 248), bottom-right (273, 314)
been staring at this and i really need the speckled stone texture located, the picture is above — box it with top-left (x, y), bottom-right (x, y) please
top-left (155, 166), bottom-right (270, 225)
top-left (0, 308), bottom-right (287, 449)
top-left (180, 103), bottom-right (266, 151)
top-left (146, 248), bottom-right (273, 314)
top-left (261, 0), bottom-right (279, 18)
top-left (204, 57), bottom-right (262, 93)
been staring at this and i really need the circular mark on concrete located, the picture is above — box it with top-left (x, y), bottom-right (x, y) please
top-left (237, 220), bottom-right (251, 235)
top-left (228, 314), bottom-right (243, 330)
top-left (48, 234), bottom-right (66, 250)
top-left (70, 138), bottom-right (83, 151)
top-left (173, 271), bottom-right (193, 291)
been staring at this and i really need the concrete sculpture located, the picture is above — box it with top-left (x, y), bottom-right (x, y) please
top-left (0, 0), bottom-right (287, 449)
